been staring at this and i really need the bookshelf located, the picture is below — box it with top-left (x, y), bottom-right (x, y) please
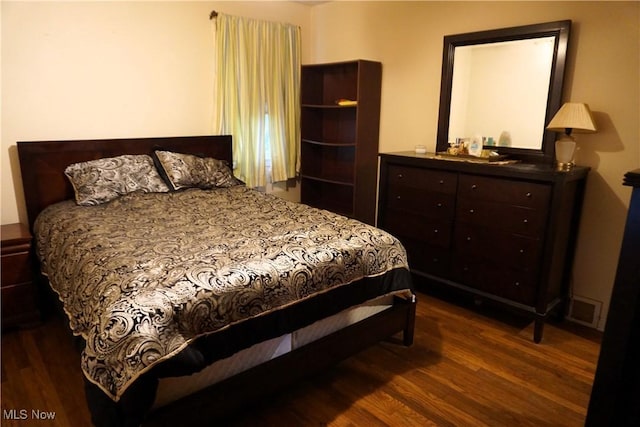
top-left (300, 60), bottom-right (382, 225)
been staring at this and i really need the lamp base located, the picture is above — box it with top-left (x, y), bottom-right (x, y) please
top-left (555, 137), bottom-right (576, 172)
top-left (556, 161), bottom-right (575, 171)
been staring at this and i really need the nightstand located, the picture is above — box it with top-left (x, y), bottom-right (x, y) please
top-left (1, 223), bottom-right (40, 329)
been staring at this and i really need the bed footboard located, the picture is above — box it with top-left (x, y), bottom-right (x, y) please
top-left (143, 295), bottom-right (417, 426)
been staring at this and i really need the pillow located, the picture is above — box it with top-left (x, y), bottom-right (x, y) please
top-left (65, 154), bottom-right (170, 206)
top-left (153, 150), bottom-right (240, 191)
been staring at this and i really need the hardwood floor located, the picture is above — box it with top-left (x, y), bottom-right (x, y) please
top-left (1, 290), bottom-right (601, 426)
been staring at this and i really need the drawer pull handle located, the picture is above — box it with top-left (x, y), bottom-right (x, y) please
top-left (471, 184), bottom-right (478, 190)
top-left (433, 229), bottom-right (439, 234)
top-left (436, 202), bottom-right (443, 208)
top-left (523, 219), bottom-right (529, 224)
top-left (432, 258), bottom-right (439, 263)
top-left (466, 236), bottom-right (472, 241)
top-left (439, 180), bottom-right (444, 185)
top-left (514, 281), bottom-right (521, 287)
top-left (519, 249), bottom-right (525, 254)
top-left (526, 192), bottom-right (532, 198)
top-left (469, 209), bottom-right (475, 214)
top-left (396, 196), bottom-right (401, 200)
top-left (397, 174), bottom-right (404, 179)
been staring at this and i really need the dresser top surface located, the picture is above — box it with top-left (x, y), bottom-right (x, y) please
top-left (380, 151), bottom-right (590, 182)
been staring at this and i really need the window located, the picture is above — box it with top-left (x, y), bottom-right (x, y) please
top-left (213, 13), bottom-right (300, 188)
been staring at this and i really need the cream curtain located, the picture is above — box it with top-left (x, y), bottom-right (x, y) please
top-left (213, 13), bottom-right (300, 188)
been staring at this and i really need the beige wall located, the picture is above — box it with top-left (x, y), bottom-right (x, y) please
top-left (310, 1), bottom-right (640, 330)
top-left (1, 1), bottom-right (311, 224)
top-left (2, 1), bottom-right (639, 331)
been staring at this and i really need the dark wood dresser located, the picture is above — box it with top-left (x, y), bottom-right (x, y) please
top-left (378, 152), bottom-right (589, 342)
top-left (1, 223), bottom-right (40, 329)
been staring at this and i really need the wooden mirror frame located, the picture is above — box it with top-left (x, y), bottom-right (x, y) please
top-left (435, 20), bottom-right (571, 164)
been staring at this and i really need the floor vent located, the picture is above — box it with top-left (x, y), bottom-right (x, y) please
top-left (568, 296), bottom-right (602, 328)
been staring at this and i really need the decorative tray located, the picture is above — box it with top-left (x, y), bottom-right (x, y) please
top-left (435, 152), bottom-right (510, 162)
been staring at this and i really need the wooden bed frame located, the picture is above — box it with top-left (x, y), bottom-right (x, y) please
top-left (17, 135), bottom-right (416, 425)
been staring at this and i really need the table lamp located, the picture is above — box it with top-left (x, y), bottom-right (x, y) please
top-left (546, 102), bottom-right (597, 170)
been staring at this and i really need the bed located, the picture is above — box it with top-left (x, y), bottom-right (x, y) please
top-left (17, 135), bottom-right (416, 427)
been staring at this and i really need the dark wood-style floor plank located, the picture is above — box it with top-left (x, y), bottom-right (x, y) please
top-left (1, 291), bottom-right (601, 426)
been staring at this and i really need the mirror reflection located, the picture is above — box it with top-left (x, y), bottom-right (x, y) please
top-left (449, 37), bottom-right (555, 149)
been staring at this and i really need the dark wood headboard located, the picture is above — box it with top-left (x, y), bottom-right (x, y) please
top-left (17, 135), bottom-right (233, 229)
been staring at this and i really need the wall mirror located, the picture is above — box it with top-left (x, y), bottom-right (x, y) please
top-left (436, 20), bottom-right (571, 163)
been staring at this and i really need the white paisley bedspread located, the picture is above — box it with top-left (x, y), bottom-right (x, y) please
top-left (34, 186), bottom-right (410, 401)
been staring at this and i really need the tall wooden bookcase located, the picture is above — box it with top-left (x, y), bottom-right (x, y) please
top-left (300, 60), bottom-right (382, 225)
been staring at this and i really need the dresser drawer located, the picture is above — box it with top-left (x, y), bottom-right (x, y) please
top-left (1, 283), bottom-right (37, 323)
top-left (386, 187), bottom-right (456, 220)
top-left (387, 165), bottom-right (457, 194)
top-left (401, 238), bottom-right (451, 277)
top-left (456, 198), bottom-right (548, 237)
top-left (453, 223), bottom-right (542, 271)
top-left (458, 174), bottom-right (551, 209)
top-left (382, 211), bottom-right (452, 248)
top-left (452, 260), bottom-right (537, 306)
top-left (1, 252), bottom-right (33, 286)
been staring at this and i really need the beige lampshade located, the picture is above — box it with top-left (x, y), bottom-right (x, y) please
top-left (546, 102), bottom-right (597, 135)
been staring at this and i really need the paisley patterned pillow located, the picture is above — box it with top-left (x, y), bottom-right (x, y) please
top-left (153, 150), bottom-right (240, 191)
top-left (65, 155), bottom-right (170, 206)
